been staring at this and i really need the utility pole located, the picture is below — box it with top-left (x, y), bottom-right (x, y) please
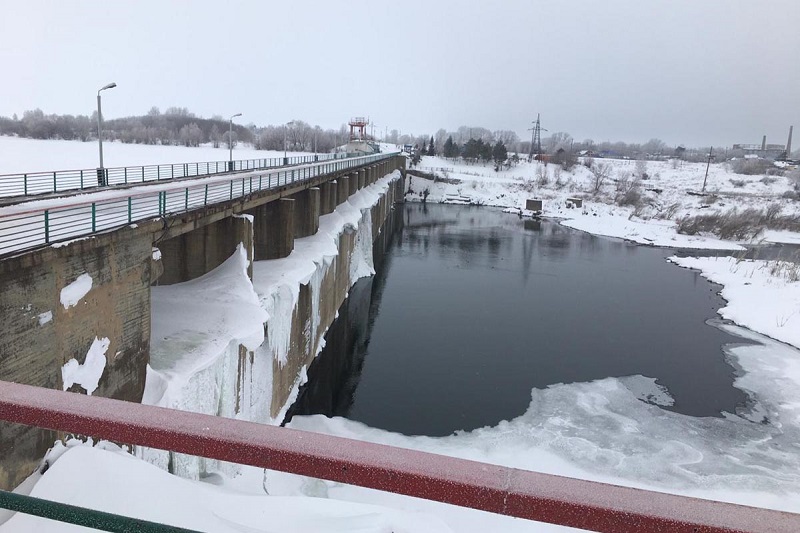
top-left (527, 114), bottom-right (546, 162)
top-left (702, 147), bottom-right (713, 192)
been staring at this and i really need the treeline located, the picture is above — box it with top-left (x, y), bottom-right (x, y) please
top-left (0, 107), bottom-right (352, 153)
top-left (396, 125), bottom-right (721, 163)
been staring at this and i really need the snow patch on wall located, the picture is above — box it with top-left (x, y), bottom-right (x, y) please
top-left (37, 311), bottom-right (53, 325)
top-left (61, 337), bottom-right (109, 395)
top-left (60, 273), bottom-right (92, 309)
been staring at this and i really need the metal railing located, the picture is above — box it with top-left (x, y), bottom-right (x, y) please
top-left (0, 379), bottom-right (797, 532)
top-left (0, 152), bottom-right (359, 198)
top-left (0, 152), bottom-right (398, 258)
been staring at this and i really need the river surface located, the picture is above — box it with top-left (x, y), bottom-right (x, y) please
top-left (286, 203), bottom-right (754, 436)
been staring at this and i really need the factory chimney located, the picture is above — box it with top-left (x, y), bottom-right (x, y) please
top-left (761, 135), bottom-right (766, 151)
top-left (787, 126), bottom-right (793, 158)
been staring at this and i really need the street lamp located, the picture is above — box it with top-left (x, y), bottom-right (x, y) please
top-left (229, 113), bottom-right (242, 170)
top-left (96, 82), bottom-right (116, 186)
top-left (284, 120), bottom-right (295, 165)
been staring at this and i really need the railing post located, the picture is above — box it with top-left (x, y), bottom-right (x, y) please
top-left (80, 170), bottom-right (84, 190)
top-left (157, 166), bottom-right (161, 181)
top-left (124, 167), bottom-right (128, 184)
top-left (23, 174), bottom-right (27, 196)
top-left (171, 164), bottom-right (174, 179)
top-left (128, 197), bottom-right (132, 224)
top-left (204, 185), bottom-right (208, 206)
top-left (53, 172), bottom-right (57, 192)
top-left (43, 210), bottom-right (49, 244)
top-left (229, 180), bottom-right (233, 200)
top-left (184, 188), bottom-right (188, 211)
top-left (91, 203), bottom-right (96, 232)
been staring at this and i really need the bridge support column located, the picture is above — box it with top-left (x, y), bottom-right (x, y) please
top-left (357, 172), bottom-right (365, 190)
top-left (349, 173), bottom-right (359, 196)
top-left (157, 215), bottom-right (254, 284)
top-left (291, 187), bottom-right (320, 238)
top-left (337, 176), bottom-right (350, 205)
top-left (252, 198), bottom-right (295, 260)
top-left (319, 181), bottom-right (336, 216)
top-left (394, 176), bottom-right (405, 203)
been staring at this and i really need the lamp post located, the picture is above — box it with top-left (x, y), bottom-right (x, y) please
top-left (313, 126), bottom-right (318, 161)
top-left (96, 82), bottom-right (116, 186)
top-left (229, 113), bottom-right (242, 171)
top-left (284, 121), bottom-right (295, 165)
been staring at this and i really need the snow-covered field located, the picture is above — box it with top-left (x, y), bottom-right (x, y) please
top-left (0, 135), bottom-right (310, 175)
top-left (408, 154), bottom-right (799, 248)
top-left (2, 141), bottom-right (800, 532)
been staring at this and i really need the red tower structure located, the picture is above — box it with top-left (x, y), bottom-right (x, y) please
top-left (349, 117), bottom-right (368, 141)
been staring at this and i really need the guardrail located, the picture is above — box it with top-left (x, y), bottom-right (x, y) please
top-left (0, 152), bottom-right (398, 258)
top-left (0, 379), bottom-right (797, 532)
top-left (0, 152), bottom-right (358, 198)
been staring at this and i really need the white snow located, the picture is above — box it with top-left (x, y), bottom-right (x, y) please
top-left (36, 310), bottom-right (52, 325)
top-left (669, 256), bottom-right (800, 349)
top-left (0, 445), bottom-right (450, 533)
top-left (61, 337), bottom-right (109, 395)
top-left (59, 273), bottom-right (92, 309)
top-left (151, 247), bottom-right (161, 261)
top-left (0, 135), bottom-right (311, 175)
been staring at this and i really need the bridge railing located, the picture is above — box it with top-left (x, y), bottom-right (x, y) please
top-left (0, 379), bottom-right (797, 532)
top-left (0, 152), bottom-right (399, 257)
top-left (0, 152), bottom-right (360, 198)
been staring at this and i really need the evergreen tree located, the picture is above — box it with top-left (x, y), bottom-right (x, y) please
top-left (443, 136), bottom-right (457, 158)
top-left (492, 141), bottom-right (508, 165)
top-left (428, 136), bottom-right (435, 156)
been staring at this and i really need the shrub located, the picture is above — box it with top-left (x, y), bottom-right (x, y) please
top-left (677, 207), bottom-right (800, 240)
top-left (536, 165), bottom-right (549, 187)
top-left (731, 158), bottom-right (772, 176)
top-left (729, 178), bottom-right (747, 188)
top-left (760, 176), bottom-right (778, 185)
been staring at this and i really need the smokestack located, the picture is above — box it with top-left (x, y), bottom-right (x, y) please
top-left (761, 135), bottom-right (766, 151)
top-left (787, 126), bottom-right (793, 157)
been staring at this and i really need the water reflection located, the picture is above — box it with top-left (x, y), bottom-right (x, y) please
top-left (287, 204), bottom-right (752, 437)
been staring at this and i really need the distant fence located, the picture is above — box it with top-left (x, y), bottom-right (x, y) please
top-left (0, 152), bottom-right (359, 198)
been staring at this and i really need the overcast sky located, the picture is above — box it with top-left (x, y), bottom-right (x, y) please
top-left (1, 0), bottom-right (798, 147)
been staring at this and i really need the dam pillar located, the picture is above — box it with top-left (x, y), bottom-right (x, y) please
top-left (349, 173), bottom-right (359, 196)
top-left (157, 215), bottom-right (254, 285)
top-left (337, 176), bottom-right (350, 205)
top-left (319, 181), bottom-right (335, 216)
top-left (357, 171), bottom-right (366, 190)
top-left (251, 198), bottom-right (295, 260)
top-left (291, 187), bottom-right (320, 238)
top-left (0, 230), bottom-right (153, 490)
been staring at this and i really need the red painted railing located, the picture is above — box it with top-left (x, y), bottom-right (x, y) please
top-left (0, 380), bottom-right (798, 532)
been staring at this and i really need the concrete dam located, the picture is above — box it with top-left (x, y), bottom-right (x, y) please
top-left (0, 153), bottom-right (406, 489)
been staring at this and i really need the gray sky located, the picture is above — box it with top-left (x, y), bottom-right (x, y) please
top-left (1, 0), bottom-right (798, 148)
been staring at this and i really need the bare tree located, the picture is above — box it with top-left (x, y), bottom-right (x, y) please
top-left (590, 162), bottom-right (612, 194)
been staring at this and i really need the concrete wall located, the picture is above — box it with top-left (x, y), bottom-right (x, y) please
top-left (0, 155), bottom-right (404, 489)
top-left (0, 229), bottom-right (153, 489)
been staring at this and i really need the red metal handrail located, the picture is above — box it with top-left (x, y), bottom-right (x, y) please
top-left (0, 380), bottom-right (797, 532)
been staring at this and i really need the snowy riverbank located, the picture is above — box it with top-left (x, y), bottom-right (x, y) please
top-left (3, 147), bottom-right (800, 532)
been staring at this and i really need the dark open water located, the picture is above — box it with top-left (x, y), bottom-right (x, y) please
top-left (285, 203), bottom-right (761, 436)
